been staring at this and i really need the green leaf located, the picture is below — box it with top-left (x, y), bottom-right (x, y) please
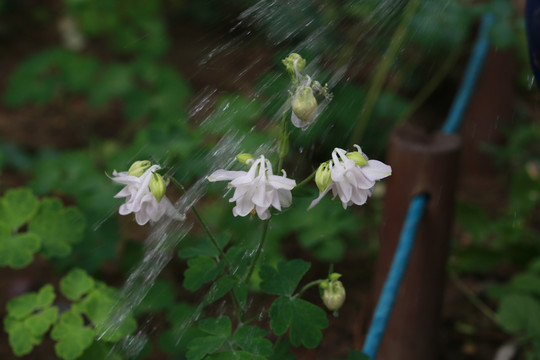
top-left (75, 287), bottom-right (137, 342)
top-left (233, 283), bottom-right (248, 308)
top-left (199, 316), bottom-right (232, 336)
top-left (203, 275), bottom-right (236, 306)
top-left (269, 296), bottom-right (328, 348)
top-left (3, 317), bottom-right (41, 356)
top-left (7, 284), bottom-right (55, 319)
top-left (202, 95), bottom-right (263, 135)
top-left (232, 326), bottom-right (272, 357)
top-left (0, 188), bottom-right (39, 230)
top-left (0, 224), bottom-right (41, 268)
top-left (24, 307), bottom-right (58, 337)
top-left (60, 268), bottom-right (96, 301)
top-left (269, 339), bottom-right (295, 360)
top-left (183, 256), bottom-right (225, 291)
top-left (187, 317), bottom-right (232, 360)
top-left (497, 294), bottom-right (540, 337)
top-left (207, 351), bottom-right (267, 360)
top-left (51, 310), bottom-right (95, 360)
top-left (137, 279), bottom-right (176, 314)
top-left (509, 273), bottom-right (540, 298)
top-left (259, 259), bottom-right (311, 296)
top-left (178, 233), bottom-right (231, 259)
top-left (28, 198), bottom-right (86, 258)
top-left (78, 341), bottom-right (122, 360)
top-left (344, 350), bottom-right (371, 360)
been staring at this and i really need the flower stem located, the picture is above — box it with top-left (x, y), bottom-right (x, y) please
top-left (167, 176), bottom-right (230, 267)
top-left (295, 279), bottom-right (324, 298)
top-left (293, 170), bottom-right (316, 190)
top-left (348, 0), bottom-right (421, 147)
top-left (449, 270), bottom-right (498, 325)
top-left (243, 220), bottom-right (270, 284)
top-left (276, 112), bottom-right (289, 173)
top-left (396, 46), bottom-right (463, 126)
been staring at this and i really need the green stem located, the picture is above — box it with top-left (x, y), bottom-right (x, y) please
top-left (277, 112), bottom-right (289, 173)
top-left (449, 270), bottom-right (498, 325)
top-left (293, 170), bottom-right (316, 191)
top-left (243, 220), bottom-right (270, 284)
top-left (295, 279), bottom-right (324, 298)
top-left (397, 46), bottom-right (463, 126)
top-left (243, 309), bottom-right (270, 325)
top-left (348, 0), bottom-right (421, 147)
top-left (167, 176), bottom-right (230, 267)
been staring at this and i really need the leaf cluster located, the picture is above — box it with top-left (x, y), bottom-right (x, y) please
top-left (3, 269), bottom-right (136, 359)
top-left (0, 188), bottom-right (85, 268)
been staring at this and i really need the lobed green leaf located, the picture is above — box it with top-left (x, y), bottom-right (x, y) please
top-left (187, 317), bottom-right (232, 360)
top-left (60, 268), bottom-right (95, 301)
top-left (0, 227), bottom-right (41, 269)
top-left (7, 284), bottom-right (55, 319)
top-left (28, 198), bottom-right (86, 258)
top-left (269, 296), bottom-right (328, 348)
top-left (0, 188), bottom-right (39, 230)
top-left (497, 294), bottom-right (540, 337)
top-left (51, 310), bottom-right (95, 360)
top-left (259, 259), bottom-right (311, 296)
top-left (232, 326), bottom-right (273, 357)
top-left (4, 317), bottom-right (41, 356)
top-left (183, 256), bottom-right (225, 292)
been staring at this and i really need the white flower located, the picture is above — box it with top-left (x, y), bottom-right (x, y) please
top-left (309, 145), bottom-right (391, 210)
top-left (112, 164), bottom-right (184, 225)
top-left (207, 155), bottom-right (296, 220)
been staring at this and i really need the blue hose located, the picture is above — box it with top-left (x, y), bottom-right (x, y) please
top-left (362, 13), bottom-right (494, 359)
top-left (362, 194), bottom-right (428, 359)
top-left (441, 13), bottom-right (495, 134)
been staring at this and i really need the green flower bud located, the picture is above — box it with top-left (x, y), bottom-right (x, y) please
top-left (292, 86), bottom-right (317, 125)
top-left (236, 153), bottom-right (255, 165)
top-left (328, 272), bottom-right (342, 282)
top-left (282, 53), bottom-right (306, 77)
top-left (315, 162), bottom-right (332, 192)
top-left (149, 172), bottom-right (167, 202)
top-left (320, 280), bottom-right (329, 289)
top-left (321, 279), bottom-right (346, 312)
top-left (128, 160), bottom-right (151, 177)
top-left (346, 151), bottom-right (368, 167)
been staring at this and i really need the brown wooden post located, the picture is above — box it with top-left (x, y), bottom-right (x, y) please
top-left (368, 125), bottom-right (461, 360)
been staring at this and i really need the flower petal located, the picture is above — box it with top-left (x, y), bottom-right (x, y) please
top-left (363, 160), bottom-right (392, 181)
top-left (207, 169), bottom-right (246, 182)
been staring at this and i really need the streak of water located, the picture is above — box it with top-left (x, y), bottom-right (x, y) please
top-left (101, 0), bottom-right (419, 356)
top-left (100, 133), bottom-right (244, 357)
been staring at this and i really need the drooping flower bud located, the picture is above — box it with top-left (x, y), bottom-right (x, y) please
top-left (320, 276), bottom-right (346, 312)
top-left (149, 172), bottom-right (167, 202)
top-left (236, 153), bottom-right (255, 165)
top-left (282, 53), bottom-right (306, 78)
top-left (346, 151), bottom-right (368, 167)
top-left (315, 162), bottom-right (332, 192)
top-left (291, 86), bottom-right (317, 128)
top-left (128, 160), bottom-right (152, 177)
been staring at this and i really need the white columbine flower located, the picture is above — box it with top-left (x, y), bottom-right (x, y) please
top-left (112, 163), bottom-right (184, 225)
top-left (207, 155), bottom-right (296, 220)
top-left (309, 145), bottom-right (391, 210)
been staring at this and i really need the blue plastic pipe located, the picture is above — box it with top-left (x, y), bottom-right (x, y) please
top-left (442, 13), bottom-right (495, 134)
top-left (362, 194), bottom-right (429, 359)
top-left (361, 13), bottom-right (495, 359)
